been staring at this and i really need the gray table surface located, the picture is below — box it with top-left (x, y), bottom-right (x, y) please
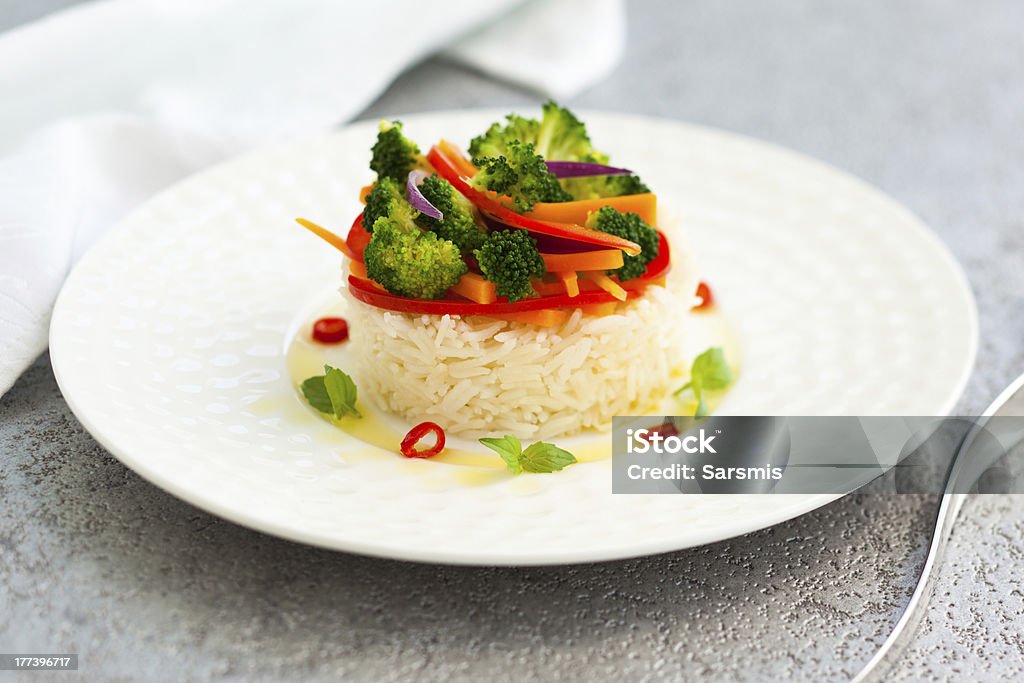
top-left (2, 1), bottom-right (1023, 681)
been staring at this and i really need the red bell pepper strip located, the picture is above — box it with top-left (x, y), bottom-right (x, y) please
top-left (349, 274), bottom-right (643, 315)
top-left (346, 214), bottom-right (371, 262)
top-left (427, 145), bottom-right (642, 256)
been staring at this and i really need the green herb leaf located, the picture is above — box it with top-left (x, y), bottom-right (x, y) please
top-left (323, 365), bottom-right (360, 418)
top-left (479, 435), bottom-right (524, 475)
top-left (675, 346), bottom-right (732, 417)
top-left (300, 365), bottom-right (360, 419)
top-left (479, 435), bottom-right (577, 475)
top-left (300, 376), bottom-right (333, 414)
top-left (520, 442), bottom-right (577, 473)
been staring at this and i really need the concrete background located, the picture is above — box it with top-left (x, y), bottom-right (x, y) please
top-left (2, 0), bottom-right (1023, 680)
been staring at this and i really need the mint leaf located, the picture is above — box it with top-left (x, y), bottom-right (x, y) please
top-left (692, 347), bottom-right (732, 391)
top-left (300, 365), bottom-right (360, 419)
top-left (300, 376), bottom-right (333, 414)
top-left (520, 442), bottom-right (577, 473)
top-left (479, 435), bottom-right (523, 475)
top-left (675, 346), bottom-right (732, 417)
top-left (323, 365), bottom-right (360, 418)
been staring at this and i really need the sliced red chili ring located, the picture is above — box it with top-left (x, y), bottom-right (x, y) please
top-left (695, 281), bottom-right (714, 310)
top-left (401, 422), bottom-right (446, 459)
top-left (312, 317), bottom-right (349, 344)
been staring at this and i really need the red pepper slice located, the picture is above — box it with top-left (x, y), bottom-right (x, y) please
top-left (695, 281), bottom-right (713, 310)
top-left (346, 214), bottom-right (371, 262)
top-left (400, 422), bottom-right (446, 459)
top-left (427, 145), bottom-right (642, 256)
top-left (312, 317), bottom-right (349, 344)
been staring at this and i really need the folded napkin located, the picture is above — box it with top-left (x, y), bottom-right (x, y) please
top-left (0, 0), bottom-right (625, 396)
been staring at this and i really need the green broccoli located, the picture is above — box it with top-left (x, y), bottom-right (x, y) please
top-left (467, 102), bottom-right (651, 200)
top-left (469, 114), bottom-right (540, 160)
top-left (416, 175), bottom-right (488, 252)
top-left (362, 185), bottom-right (467, 299)
top-left (362, 176), bottom-right (418, 233)
top-left (559, 173), bottom-right (651, 201)
top-left (473, 229), bottom-right (546, 303)
top-left (586, 207), bottom-right (660, 281)
top-left (471, 141), bottom-right (571, 213)
top-left (370, 120), bottom-right (421, 183)
top-left (468, 101), bottom-right (596, 162)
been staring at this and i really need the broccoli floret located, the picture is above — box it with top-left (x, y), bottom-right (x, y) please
top-left (362, 184), bottom-right (466, 299)
top-left (370, 120), bottom-right (420, 183)
top-left (471, 141), bottom-right (571, 213)
top-left (416, 175), bottom-right (488, 252)
top-left (468, 102), bottom-right (597, 162)
top-left (467, 102), bottom-right (651, 201)
top-left (473, 229), bottom-right (546, 303)
top-left (363, 217), bottom-right (467, 299)
top-left (469, 114), bottom-right (540, 160)
top-left (534, 101), bottom-right (596, 161)
top-left (586, 207), bottom-right (660, 281)
top-left (560, 174), bottom-right (651, 201)
top-left (362, 177), bottom-right (418, 233)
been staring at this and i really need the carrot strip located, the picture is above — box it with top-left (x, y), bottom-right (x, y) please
top-left (296, 218), bottom-right (358, 260)
top-left (527, 193), bottom-right (657, 226)
top-left (579, 302), bottom-right (619, 316)
top-left (438, 139), bottom-right (479, 178)
top-left (449, 272), bottom-right (497, 304)
top-left (348, 260), bottom-right (368, 279)
top-left (488, 309), bottom-right (569, 327)
top-left (581, 271), bottom-right (627, 301)
top-left (556, 271), bottom-right (579, 297)
top-left (541, 249), bottom-right (623, 272)
top-left (359, 184), bottom-right (374, 204)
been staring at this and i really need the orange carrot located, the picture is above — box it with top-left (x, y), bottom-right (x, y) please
top-left (438, 139), bottom-right (479, 178)
top-left (556, 271), bottom-right (579, 297)
top-left (581, 271), bottom-right (627, 301)
top-left (488, 309), bottom-right (569, 327)
top-left (541, 249), bottom-right (623, 272)
top-left (449, 272), bottom-right (497, 304)
top-left (296, 218), bottom-right (358, 260)
top-left (526, 193), bottom-right (657, 226)
top-left (348, 259), bottom-right (368, 279)
top-left (359, 184), bottom-right (374, 204)
top-left (579, 302), bottom-right (619, 316)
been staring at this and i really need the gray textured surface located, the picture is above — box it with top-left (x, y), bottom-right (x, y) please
top-left (2, 0), bottom-right (1024, 681)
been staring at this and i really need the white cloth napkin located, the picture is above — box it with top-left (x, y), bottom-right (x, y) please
top-left (0, 0), bottom-right (625, 396)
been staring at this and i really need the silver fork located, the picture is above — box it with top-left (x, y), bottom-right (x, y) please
top-left (850, 372), bottom-right (1024, 682)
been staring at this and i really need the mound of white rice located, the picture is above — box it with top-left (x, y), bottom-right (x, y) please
top-left (344, 224), bottom-right (699, 440)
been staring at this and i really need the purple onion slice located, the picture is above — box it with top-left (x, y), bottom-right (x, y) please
top-left (406, 169), bottom-right (443, 220)
top-left (544, 161), bottom-right (633, 178)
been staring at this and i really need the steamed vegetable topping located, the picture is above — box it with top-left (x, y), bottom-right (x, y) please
top-left (674, 347), bottom-right (733, 417)
top-left (479, 434), bottom-right (578, 475)
top-left (364, 217), bottom-right (467, 300)
top-left (474, 229), bottom-right (546, 303)
top-left (471, 140), bottom-right (572, 212)
top-left (362, 177), bottom-right (415, 233)
top-left (297, 101), bottom-right (673, 322)
top-left (586, 206), bottom-right (659, 281)
top-left (370, 120), bottom-right (421, 183)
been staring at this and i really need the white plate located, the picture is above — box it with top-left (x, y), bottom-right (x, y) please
top-left (50, 110), bottom-right (977, 565)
